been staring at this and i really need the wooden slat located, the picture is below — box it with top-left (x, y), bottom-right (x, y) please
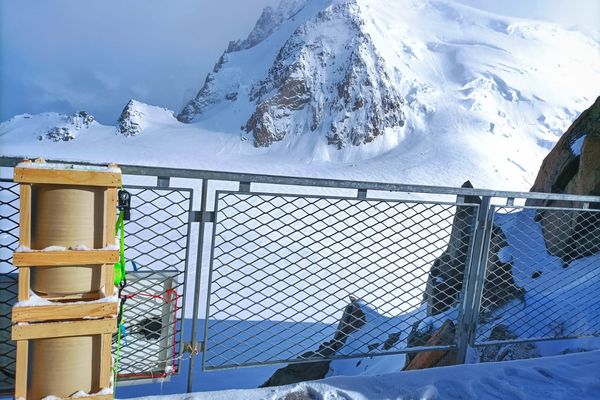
top-left (404, 320), bottom-right (455, 371)
top-left (13, 167), bottom-right (121, 187)
top-left (43, 291), bottom-right (102, 302)
top-left (14, 340), bottom-right (28, 399)
top-left (12, 318), bottom-right (116, 340)
top-left (18, 266), bottom-right (30, 302)
top-left (104, 264), bottom-right (115, 297)
top-left (99, 333), bottom-right (113, 388)
top-left (19, 183), bottom-right (31, 247)
top-left (12, 302), bottom-right (118, 323)
top-left (13, 249), bottom-right (119, 266)
top-left (104, 188), bottom-right (118, 247)
top-left (61, 395), bottom-right (114, 400)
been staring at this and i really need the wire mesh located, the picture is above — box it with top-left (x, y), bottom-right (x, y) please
top-left (203, 191), bottom-right (480, 369)
top-left (474, 205), bottom-right (600, 345)
top-left (0, 180), bottom-right (19, 393)
top-left (115, 185), bottom-right (192, 380)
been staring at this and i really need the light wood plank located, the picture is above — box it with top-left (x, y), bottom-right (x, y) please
top-left (12, 302), bottom-right (118, 323)
top-left (18, 183), bottom-right (31, 247)
top-left (60, 395), bottom-right (114, 400)
top-left (99, 333), bottom-right (113, 388)
top-left (14, 340), bottom-right (28, 399)
top-left (104, 188), bottom-right (118, 247)
top-left (42, 291), bottom-right (103, 302)
top-left (13, 249), bottom-right (119, 266)
top-left (18, 266), bottom-right (30, 301)
top-left (404, 320), bottom-right (455, 370)
top-left (12, 318), bottom-right (116, 340)
top-left (13, 167), bottom-right (121, 187)
top-left (104, 264), bottom-right (115, 297)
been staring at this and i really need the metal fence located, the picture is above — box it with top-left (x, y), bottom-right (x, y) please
top-left (0, 156), bottom-right (599, 394)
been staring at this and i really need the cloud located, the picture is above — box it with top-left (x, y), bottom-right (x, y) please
top-left (0, 0), bottom-right (279, 123)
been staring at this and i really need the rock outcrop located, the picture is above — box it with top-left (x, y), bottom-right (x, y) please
top-left (478, 325), bottom-right (540, 362)
top-left (261, 298), bottom-right (365, 387)
top-left (424, 180), bottom-right (524, 316)
top-left (39, 111), bottom-right (95, 142)
top-left (117, 100), bottom-right (145, 137)
top-left (527, 97), bottom-right (600, 263)
top-left (424, 181), bottom-right (480, 315)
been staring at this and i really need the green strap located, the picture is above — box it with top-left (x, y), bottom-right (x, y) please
top-left (115, 211), bottom-right (126, 282)
top-left (115, 304), bottom-right (124, 393)
top-left (114, 210), bottom-right (126, 393)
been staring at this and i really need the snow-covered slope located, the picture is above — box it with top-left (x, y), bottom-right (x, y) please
top-left (1, 0), bottom-right (599, 191)
top-left (131, 350), bottom-right (600, 400)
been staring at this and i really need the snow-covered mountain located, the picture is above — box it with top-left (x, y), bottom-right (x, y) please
top-left (1, 0), bottom-right (599, 190)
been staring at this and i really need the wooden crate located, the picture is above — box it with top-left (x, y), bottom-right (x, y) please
top-left (11, 159), bottom-right (121, 399)
top-left (14, 158), bottom-right (121, 302)
top-left (12, 319), bottom-right (115, 400)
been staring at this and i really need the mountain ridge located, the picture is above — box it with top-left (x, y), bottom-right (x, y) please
top-left (1, 0), bottom-right (599, 191)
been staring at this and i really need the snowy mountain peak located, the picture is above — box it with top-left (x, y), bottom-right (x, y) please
top-left (117, 99), bottom-right (176, 137)
top-left (178, 0), bottom-right (406, 149)
top-left (227, 0), bottom-right (309, 53)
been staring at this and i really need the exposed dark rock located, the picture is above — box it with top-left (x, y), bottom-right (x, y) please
top-left (479, 325), bottom-right (540, 362)
top-left (261, 298), bottom-right (365, 387)
top-left (44, 126), bottom-right (75, 142)
top-left (67, 110), bottom-right (94, 129)
top-left (41, 110), bottom-right (95, 142)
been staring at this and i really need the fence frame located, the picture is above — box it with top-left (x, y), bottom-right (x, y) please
top-left (1, 156), bottom-right (600, 394)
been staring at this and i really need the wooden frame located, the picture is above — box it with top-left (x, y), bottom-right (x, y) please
top-left (13, 319), bottom-right (115, 399)
top-left (14, 251), bottom-right (118, 303)
top-left (12, 302), bottom-right (118, 323)
top-left (13, 250), bottom-right (119, 266)
top-left (13, 166), bottom-right (121, 188)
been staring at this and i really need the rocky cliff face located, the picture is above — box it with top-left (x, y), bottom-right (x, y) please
top-left (527, 96), bottom-right (600, 263)
top-left (243, 1), bottom-right (404, 148)
top-left (178, 0), bottom-right (405, 148)
top-left (529, 96), bottom-right (600, 200)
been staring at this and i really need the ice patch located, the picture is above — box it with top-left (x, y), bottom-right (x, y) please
top-left (571, 135), bottom-right (586, 155)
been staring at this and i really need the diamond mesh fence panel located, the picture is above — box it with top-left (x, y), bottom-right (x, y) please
top-left (0, 180), bottom-right (19, 393)
top-left (474, 205), bottom-right (600, 345)
top-left (115, 185), bottom-right (192, 380)
top-left (204, 191), bottom-right (480, 369)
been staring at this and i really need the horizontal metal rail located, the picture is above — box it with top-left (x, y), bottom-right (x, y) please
top-left (2, 156), bottom-right (599, 203)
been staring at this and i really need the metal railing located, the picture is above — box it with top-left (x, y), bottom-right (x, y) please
top-left (0, 156), bottom-right (599, 394)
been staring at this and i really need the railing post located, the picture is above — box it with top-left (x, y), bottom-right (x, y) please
top-left (455, 196), bottom-right (492, 364)
top-left (187, 179), bottom-right (209, 393)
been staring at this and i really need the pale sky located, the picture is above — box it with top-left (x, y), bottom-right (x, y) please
top-left (0, 0), bottom-right (597, 124)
